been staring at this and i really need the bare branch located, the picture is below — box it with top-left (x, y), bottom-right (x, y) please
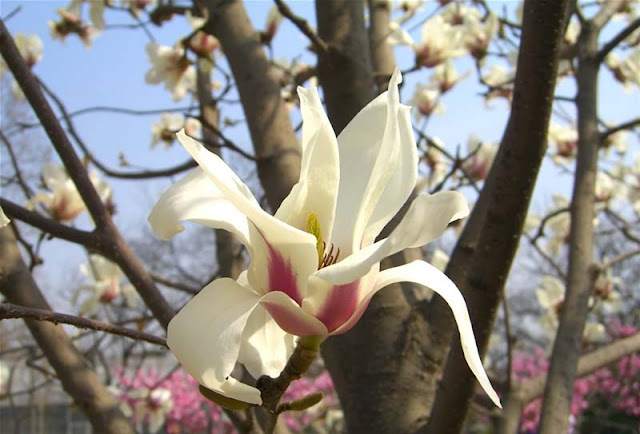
top-left (274, 0), bottom-right (328, 55)
top-left (0, 303), bottom-right (167, 347)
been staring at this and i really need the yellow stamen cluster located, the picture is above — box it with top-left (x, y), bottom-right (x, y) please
top-left (307, 213), bottom-right (324, 267)
top-left (306, 213), bottom-right (340, 269)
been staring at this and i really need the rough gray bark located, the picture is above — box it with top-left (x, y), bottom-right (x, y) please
top-left (0, 227), bottom-right (135, 434)
top-left (537, 4), bottom-right (619, 430)
top-left (423, 1), bottom-right (571, 432)
top-left (202, 0), bottom-right (301, 211)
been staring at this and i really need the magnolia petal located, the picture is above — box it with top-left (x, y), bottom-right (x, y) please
top-left (373, 260), bottom-right (502, 408)
top-left (176, 131), bottom-right (318, 299)
top-left (260, 291), bottom-right (328, 337)
top-left (167, 278), bottom-right (263, 404)
top-left (275, 86), bottom-right (340, 243)
top-left (237, 304), bottom-right (295, 378)
top-left (362, 102), bottom-right (418, 247)
top-left (148, 168), bottom-right (251, 245)
top-left (331, 69), bottom-right (403, 256)
top-left (41, 163), bottom-right (69, 190)
top-left (316, 191), bottom-right (469, 285)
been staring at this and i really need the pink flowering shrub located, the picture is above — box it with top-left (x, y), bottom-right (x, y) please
top-left (113, 366), bottom-right (342, 433)
top-left (514, 324), bottom-right (640, 433)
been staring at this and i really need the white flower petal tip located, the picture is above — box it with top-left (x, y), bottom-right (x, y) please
top-left (373, 260), bottom-right (501, 408)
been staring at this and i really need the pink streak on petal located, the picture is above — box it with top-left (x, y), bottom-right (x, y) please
top-left (265, 240), bottom-right (302, 305)
top-left (315, 280), bottom-right (360, 333)
top-left (330, 298), bottom-right (370, 335)
top-left (263, 301), bottom-right (326, 336)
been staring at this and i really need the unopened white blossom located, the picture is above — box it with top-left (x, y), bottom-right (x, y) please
top-left (48, 8), bottom-right (96, 48)
top-left (429, 61), bottom-right (467, 93)
top-left (130, 387), bottom-right (173, 434)
top-left (68, 0), bottom-right (110, 30)
top-left (461, 12), bottom-right (498, 60)
top-left (261, 5), bottom-right (283, 44)
top-left (605, 48), bottom-right (640, 91)
top-left (548, 123), bottom-right (578, 165)
top-left (482, 64), bottom-right (514, 105)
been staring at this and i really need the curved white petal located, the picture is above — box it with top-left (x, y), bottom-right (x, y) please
top-left (374, 260), bottom-right (502, 408)
top-left (41, 163), bottom-right (68, 189)
top-left (176, 131), bottom-right (319, 300)
top-left (275, 86), bottom-right (340, 243)
top-left (237, 304), bottom-right (295, 378)
top-left (167, 278), bottom-right (263, 404)
top-left (331, 69), bottom-right (403, 256)
top-left (362, 102), bottom-right (418, 247)
top-left (317, 191), bottom-right (469, 285)
top-left (148, 168), bottom-right (251, 245)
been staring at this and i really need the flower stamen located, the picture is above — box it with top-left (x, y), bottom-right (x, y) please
top-left (321, 241), bottom-right (340, 268)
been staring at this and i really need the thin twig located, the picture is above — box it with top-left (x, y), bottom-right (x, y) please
top-left (274, 0), bottom-right (329, 55)
top-left (0, 303), bottom-right (167, 346)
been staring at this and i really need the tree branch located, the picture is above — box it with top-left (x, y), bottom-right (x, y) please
top-left (274, 0), bottom-right (328, 55)
top-left (0, 302), bottom-right (167, 347)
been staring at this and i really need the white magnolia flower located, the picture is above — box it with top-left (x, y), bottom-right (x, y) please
top-left (545, 195), bottom-right (570, 256)
top-left (536, 275), bottom-right (607, 343)
top-left (548, 123), bottom-right (578, 165)
top-left (14, 33), bottom-right (43, 67)
top-left (592, 270), bottom-right (623, 315)
top-left (151, 113), bottom-right (201, 149)
top-left (73, 254), bottom-right (136, 316)
top-left (462, 135), bottom-right (497, 181)
top-left (145, 43), bottom-right (196, 101)
top-left (130, 387), bottom-right (173, 434)
top-left (417, 139), bottom-right (449, 192)
top-left (149, 70), bottom-right (500, 408)
top-left (461, 12), bottom-right (498, 60)
top-left (409, 84), bottom-right (444, 120)
top-left (48, 8), bottom-right (96, 48)
top-left (67, 0), bottom-right (109, 30)
top-left (482, 64), bottom-right (514, 105)
top-left (0, 206), bottom-right (10, 228)
top-left (28, 163), bottom-right (111, 222)
top-left (605, 48), bottom-right (640, 91)
top-left (429, 61), bottom-right (467, 93)
top-left (185, 11), bottom-right (220, 57)
top-left (261, 5), bottom-right (283, 44)
top-left (413, 15), bottom-right (466, 68)
top-left (387, 20), bottom-right (414, 46)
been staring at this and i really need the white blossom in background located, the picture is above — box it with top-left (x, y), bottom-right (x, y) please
top-left (387, 20), bottom-right (414, 46)
top-left (430, 249), bottom-right (449, 272)
top-left (605, 47), bottom-right (640, 91)
top-left (564, 20), bottom-right (581, 45)
top-left (416, 139), bottom-right (449, 192)
top-left (72, 254), bottom-right (136, 316)
top-left (260, 4), bottom-right (283, 44)
top-left (462, 135), bottom-right (497, 182)
top-left (130, 387), bottom-right (173, 434)
top-left (429, 61), bottom-right (468, 93)
top-left (595, 171), bottom-right (625, 202)
top-left (545, 195), bottom-right (571, 256)
top-left (409, 83), bottom-right (444, 120)
top-left (460, 12), bottom-right (498, 60)
top-left (28, 163), bottom-right (112, 222)
top-left (0, 361), bottom-right (9, 393)
top-left (592, 269), bottom-right (623, 316)
top-left (145, 42), bottom-right (196, 101)
top-left (48, 8), bottom-right (96, 48)
top-left (413, 15), bottom-right (466, 68)
top-left (185, 10), bottom-right (220, 58)
top-left (0, 206), bottom-right (10, 228)
top-left (14, 33), bottom-right (43, 67)
top-left (67, 0), bottom-right (110, 30)
top-left (548, 123), bottom-right (578, 165)
top-left (482, 64), bottom-right (514, 105)
top-left (602, 128), bottom-right (628, 155)
top-left (150, 113), bottom-right (201, 149)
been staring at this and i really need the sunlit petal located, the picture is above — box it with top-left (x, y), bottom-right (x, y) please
top-left (260, 291), bottom-right (328, 337)
top-left (148, 168), bottom-right (251, 245)
top-left (317, 191), bottom-right (469, 285)
top-left (373, 260), bottom-right (502, 408)
top-left (275, 86), bottom-right (339, 242)
top-left (167, 278), bottom-right (263, 404)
